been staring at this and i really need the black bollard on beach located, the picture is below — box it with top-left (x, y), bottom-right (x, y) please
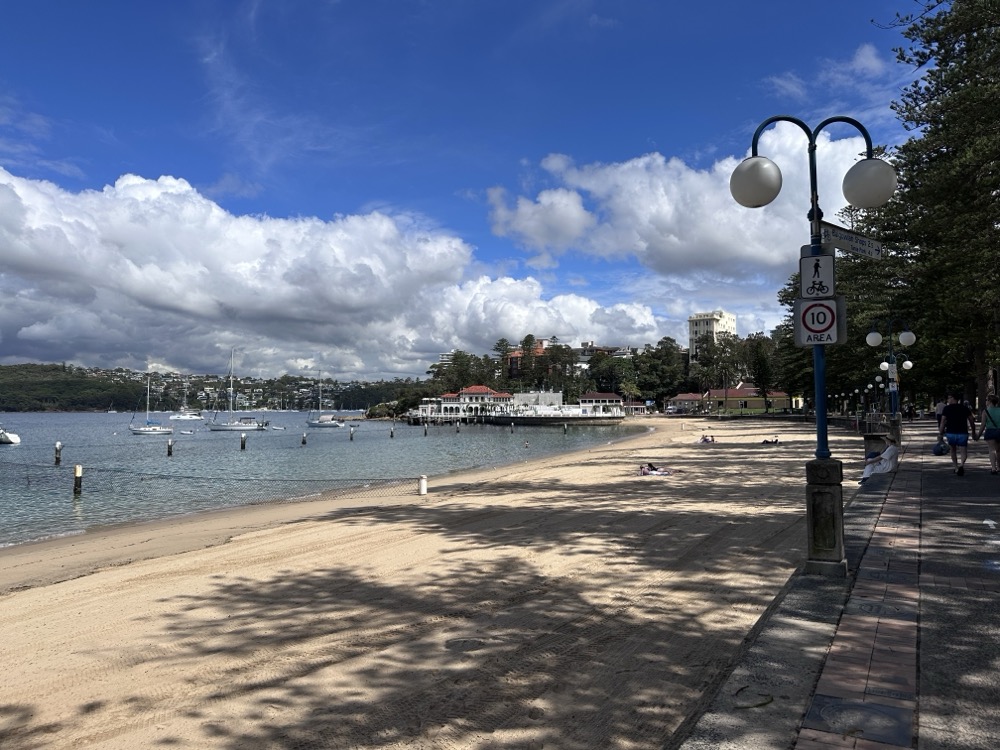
top-left (55, 441), bottom-right (62, 466)
top-left (73, 464), bottom-right (83, 495)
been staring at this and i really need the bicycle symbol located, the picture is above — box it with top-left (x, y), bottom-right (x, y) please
top-left (806, 279), bottom-right (830, 295)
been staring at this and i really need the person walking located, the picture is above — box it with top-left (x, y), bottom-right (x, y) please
top-left (979, 393), bottom-right (1000, 475)
top-left (938, 392), bottom-right (978, 475)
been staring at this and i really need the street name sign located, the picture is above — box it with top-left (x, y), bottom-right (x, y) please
top-left (793, 296), bottom-right (848, 347)
top-left (820, 221), bottom-right (883, 259)
top-left (800, 255), bottom-right (835, 299)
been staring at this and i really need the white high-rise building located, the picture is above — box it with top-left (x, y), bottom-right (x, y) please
top-left (688, 310), bottom-right (737, 359)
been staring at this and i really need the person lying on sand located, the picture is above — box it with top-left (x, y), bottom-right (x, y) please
top-left (639, 464), bottom-right (680, 476)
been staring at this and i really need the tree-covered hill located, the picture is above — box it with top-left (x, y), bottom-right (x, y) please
top-left (0, 363), bottom-right (145, 412)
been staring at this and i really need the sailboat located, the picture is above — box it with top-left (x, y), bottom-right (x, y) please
top-left (306, 372), bottom-right (344, 428)
top-left (0, 424), bottom-right (20, 444)
top-left (207, 349), bottom-right (269, 431)
top-left (169, 382), bottom-right (203, 421)
top-left (129, 377), bottom-right (174, 436)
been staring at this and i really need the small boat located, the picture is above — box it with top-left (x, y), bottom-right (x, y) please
top-left (207, 349), bottom-right (269, 431)
top-left (129, 377), bottom-right (174, 436)
top-left (0, 426), bottom-right (21, 445)
top-left (179, 429), bottom-right (196, 435)
top-left (306, 372), bottom-right (345, 428)
top-left (270, 425), bottom-right (286, 430)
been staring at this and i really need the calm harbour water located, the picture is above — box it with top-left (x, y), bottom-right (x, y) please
top-left (0, 412), bottom-right (644, 548)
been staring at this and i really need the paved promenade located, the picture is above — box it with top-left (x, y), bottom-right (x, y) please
top-left (678, 419), bottom-right (1000, 749)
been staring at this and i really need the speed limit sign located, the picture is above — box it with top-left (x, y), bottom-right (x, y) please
top-left (793, 297), bottom-right (847, 347)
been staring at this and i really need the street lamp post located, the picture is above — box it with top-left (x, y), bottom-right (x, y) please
top-left (866, 322), bottom-right (915, 420)
top-left (730, 115), bottom-right (896, 577)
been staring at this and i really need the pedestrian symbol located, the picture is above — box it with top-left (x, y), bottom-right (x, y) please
top-left (800, 255), bottom-right (835, 299)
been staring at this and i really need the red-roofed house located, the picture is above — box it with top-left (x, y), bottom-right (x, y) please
top-left (667, 385), bottom-right (792, 414)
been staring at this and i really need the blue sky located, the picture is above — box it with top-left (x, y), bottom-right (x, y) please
top-left (0, 0), bottom-right (919, 379)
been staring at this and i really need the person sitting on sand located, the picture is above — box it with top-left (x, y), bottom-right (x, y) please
top-left (699, 434), bottom-right (711, 443)
top-left (859, 435), bottom-right (899, 484)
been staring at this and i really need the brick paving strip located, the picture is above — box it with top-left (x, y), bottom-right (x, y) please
top-left (795, 458), bottom-right (921, 749)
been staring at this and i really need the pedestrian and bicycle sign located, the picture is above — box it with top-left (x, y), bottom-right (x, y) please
top-left (793, 296), bottom-right (848, 347)
top-left (800, 255), bottom-right (835, 299)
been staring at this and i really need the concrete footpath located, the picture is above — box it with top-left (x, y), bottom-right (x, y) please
top-left (676, 420), bottom-right (1000, 750)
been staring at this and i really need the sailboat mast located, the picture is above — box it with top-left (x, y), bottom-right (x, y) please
top-left (229, 349), bottom-right (236, 416)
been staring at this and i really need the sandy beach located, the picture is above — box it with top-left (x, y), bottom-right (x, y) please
top-left (0, 416), bottom-right (864, 749)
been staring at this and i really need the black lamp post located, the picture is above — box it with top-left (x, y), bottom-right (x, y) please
top-left (729, 115), bottom-right (897, 577)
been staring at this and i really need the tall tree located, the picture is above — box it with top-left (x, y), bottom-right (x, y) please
top-left (742, 332), bottom-right (778, 410)
top-left (634, 337), bottom-right (686, 406)
top-left (887, 0), bottom-right (1000, 400)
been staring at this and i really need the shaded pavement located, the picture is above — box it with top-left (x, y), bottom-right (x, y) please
top-left (676, 420), bottom-right (1000, 749)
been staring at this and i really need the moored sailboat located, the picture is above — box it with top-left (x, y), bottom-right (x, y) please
top-left (169, 382), bottom-right (203, 421)
top-left (207, 349), bottom-right (269, 431)
top-left (306, 372), bottom-right (344, 428)
top-left (129, 377), bottom-right (174, 436)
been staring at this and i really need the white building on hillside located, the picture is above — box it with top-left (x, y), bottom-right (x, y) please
top-left (688, 310), bottom-right (737, 359)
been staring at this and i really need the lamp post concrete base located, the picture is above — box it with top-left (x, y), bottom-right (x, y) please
top-left (804, 458), bottom-right (847, 577)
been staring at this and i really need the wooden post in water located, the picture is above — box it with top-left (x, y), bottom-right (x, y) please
top-left (424, 424), bottom-right (428, 436)
top-left (73, 464), bottom-right (83, 494)
top-left (350, 426), bottom-right (355, 441)
top-left (240, 432), bottom-right (247, 451)
top-left (302, 432), bottom-right (307, 445)
top-left (167, 439), bottom-right (174, 457)
top-left (54, 441), bottom-right (62, 466)
top-left (510, 422), bottom-right (514, 434)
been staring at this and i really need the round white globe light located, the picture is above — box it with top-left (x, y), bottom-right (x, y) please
top-left (843, 158), bottom-right (897, 209)
top-left (902, 360), bottom-right (913, 370)
top-left (898, 330), bottom-right (916, 347)
top-left (866, 331), bottom-right (883, 347)
top-left (879, 383), bottom-right (886, 389)
top-left (730, 156), bottom-right (782, 208)
top-left (875, 375), bottom-right (883, 383)
top-left (880, 362), bottom-right (890, 371)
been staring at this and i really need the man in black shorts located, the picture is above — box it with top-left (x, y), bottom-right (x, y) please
top-left (938, 392), bottom-right (978, 475)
